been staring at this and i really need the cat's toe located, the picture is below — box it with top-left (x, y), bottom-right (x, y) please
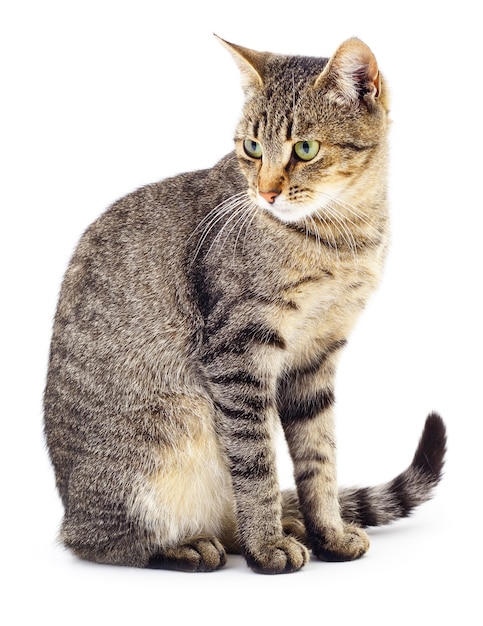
top-left (245, 536), bottom-right (309, 574)
top-left (312, 524), bottom-right (370, 562)
top-left (150, 536), bottom-right (227, 572)
top-left (189, 536), bottom-right (227, 571)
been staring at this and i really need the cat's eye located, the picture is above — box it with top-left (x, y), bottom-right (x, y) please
top-left (293, 140), bottom-right (320, 161)
top-left (243, 139), bottom-right (263, 159)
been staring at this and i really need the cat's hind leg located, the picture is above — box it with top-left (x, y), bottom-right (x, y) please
top-left (60, 394), bottom-right (235, 570)
top-left (125, 395), bottom-right (236, 570)
top-left (148, 536), bottom-right (226, 572)
top-left (281, 489), bottom-right (307, 544)
top-left (59, 476), bottom-right (156, 568)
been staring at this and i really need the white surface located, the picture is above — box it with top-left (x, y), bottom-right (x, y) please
top-left (1, 1), bottom-right (480, 624)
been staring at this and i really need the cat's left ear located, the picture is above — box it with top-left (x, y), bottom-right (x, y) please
top-left (215, 34), bottom-right (267, 95)
top-left (314, 38), bottom-right (381, 108)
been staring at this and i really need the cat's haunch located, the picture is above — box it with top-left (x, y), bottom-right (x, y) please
top-left (44, 37), bottom-right (445, 574)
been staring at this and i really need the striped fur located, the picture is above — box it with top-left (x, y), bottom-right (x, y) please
top-left (43, 37), bottom-right (445, 574)
top-left (281, 413), bottom-right (446, 542)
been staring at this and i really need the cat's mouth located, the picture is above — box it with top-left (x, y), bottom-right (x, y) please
top-left (259, 198), bottom-right (311, 223)
top-left (256, 193), bottom-right (331, 225)
top-left (254, 176), bottom-right (354, 227)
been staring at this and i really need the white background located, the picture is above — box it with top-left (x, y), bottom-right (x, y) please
top-left (2, 1), bottom-right (481, 623)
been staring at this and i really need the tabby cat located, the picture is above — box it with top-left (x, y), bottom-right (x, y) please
top-left (44, 36), bottom-right (446, 574)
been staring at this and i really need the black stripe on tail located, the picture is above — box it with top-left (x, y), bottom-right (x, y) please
top-left (339, 413), bottom-right (447, 527)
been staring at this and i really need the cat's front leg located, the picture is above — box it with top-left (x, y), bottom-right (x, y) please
top-left (203, 322), bottom-right (309, 574)
top-left (220, 402), bottom-right (309, 574)
top-left (278, 345), bottom-right (370, 562)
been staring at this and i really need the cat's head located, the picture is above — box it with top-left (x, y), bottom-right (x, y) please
top-left (219, 36), bottom-right (390, 225)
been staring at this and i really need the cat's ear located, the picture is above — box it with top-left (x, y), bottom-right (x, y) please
top-left (215, 35), bottom-right (266, 94)
top-left (314, 38), bottom-right (381, 108)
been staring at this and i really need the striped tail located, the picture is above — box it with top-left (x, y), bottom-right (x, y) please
top-left (281, 413), bottom-right (446, 532)
top-left (338, 413), bottom-right (447, 527)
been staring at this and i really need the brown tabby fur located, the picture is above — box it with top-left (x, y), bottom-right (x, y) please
top-left (44, 37), bottom-right (446, 574)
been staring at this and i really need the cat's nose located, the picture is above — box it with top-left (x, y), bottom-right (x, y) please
top-left (259, 190), bottom-right (281, 204)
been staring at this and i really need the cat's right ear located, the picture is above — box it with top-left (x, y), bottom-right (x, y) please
top-left (215, 35), bottom-right (266, 95)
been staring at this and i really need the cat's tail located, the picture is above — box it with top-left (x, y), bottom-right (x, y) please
top-left (337, 413), bottom-right (446, 527)
top-left (282, 413), bottom-right (447, 530)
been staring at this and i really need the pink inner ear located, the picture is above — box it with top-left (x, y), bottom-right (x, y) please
top-left (364, 55), bottom-right (380, 98)
top-left (329, 38), bottom-right (381, 103)
top-left (312, 38), bottom-right (382, 104)
top-left (352, 66), bottom-right (380, 98)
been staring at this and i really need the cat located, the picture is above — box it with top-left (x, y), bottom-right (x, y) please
top-left (43, 36), bottom-right (446, 574)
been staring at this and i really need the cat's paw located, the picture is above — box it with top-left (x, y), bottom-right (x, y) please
top-left (245, 536), bottom-right (309, 574)
top-left (150, 536), bottom-right (227, 572)
top-left (312, 524), bottom-right (370, 562)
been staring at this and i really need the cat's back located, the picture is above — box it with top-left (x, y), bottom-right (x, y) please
top-left (76, 152), bottom-right (240, 263)
top-left (45, 156), bottom-right (240, 423)
top-left (55, 152), bottom-right (241, 323)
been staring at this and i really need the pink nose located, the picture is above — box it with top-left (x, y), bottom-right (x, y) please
top-left (259, 190), bottom-right (280, 204)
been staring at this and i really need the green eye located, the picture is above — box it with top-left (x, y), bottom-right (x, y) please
top-left (243, 139), bottom-right (263, 159)
top-left (294, 140), bottom-right (320, 161)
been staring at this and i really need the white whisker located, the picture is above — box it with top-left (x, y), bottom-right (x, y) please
top-left (232, 203), bottom-right (258, 262)
top-left (190, 192), bottom-right (257, 264)
top-left (305, 189), bottom-right (383, 264)
top-left (306, 214), bottom-right (323, 252)
top-left (190, 191), bottom-right (248, 241)
top-left (209, 201), bottom-right (252, 259)
top-left (190, 192), bottom-right (247, 260)
top-left (313, 211), bottom-right (343, 260)
top-left (318, 204), bottom-right (358, 264)
top-left (315, 190), bottom-right (380, 238)
top-left (241, 210), bottom-right (259, 256)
